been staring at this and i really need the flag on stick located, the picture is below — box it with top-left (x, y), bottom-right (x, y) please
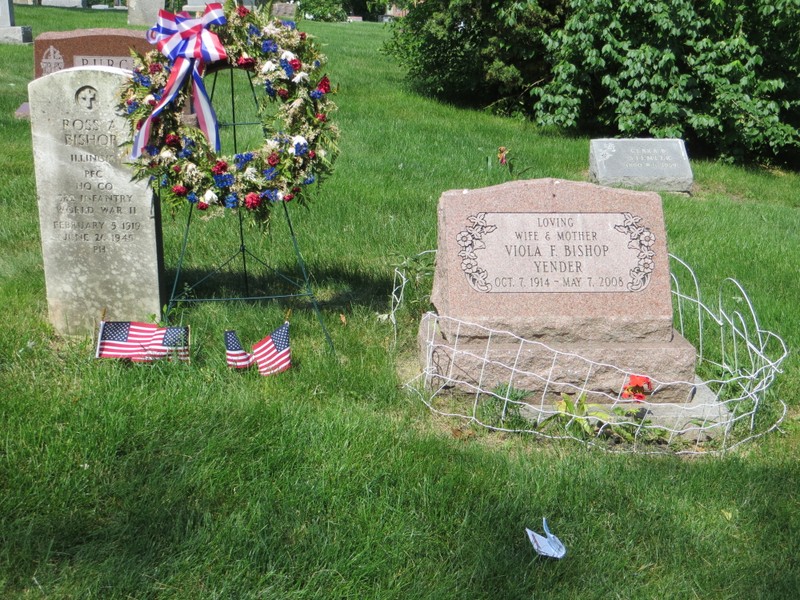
top-left (96, 321), bottom-right (189, 362)
top-left (225, 330), bottom-right (255, 368)
top-left (253, 322), bottom-right (291, 376)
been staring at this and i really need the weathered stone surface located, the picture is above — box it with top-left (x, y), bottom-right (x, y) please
top-left (29, 66), bottom-right (164, 335)
top-left (419, 314), bottom-right (696, 403)
top-left (34, 29), bottom-right (151, 79)
top-left (127, 0), bottom-right (162, 26)
top-left (0, 0), bottom-right (32, 44)
top-left (589, 138), bottom-right (693, 193)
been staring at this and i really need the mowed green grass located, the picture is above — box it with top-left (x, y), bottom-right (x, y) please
top-left (1, 6), bottom-right (799, 598)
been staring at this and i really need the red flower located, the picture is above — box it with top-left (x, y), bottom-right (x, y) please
top-left (236, 5), bottom-right (250, 16)
top-left (197, 201), bottom-right (209, 211)
top-left (316, 76), bottom-right (331, 94)
top-left (165, 133), bottom-right (181, 148)
top-left (136, 118), bottom-right (144, 130)
top-left (308, 150), bottom-right (316, 159)
top-left (289, 58), bottom-right (302, 72)
top-left (283, 193), bottom-right (294, 202)
top-left (628, 375), bottom-right (652, 390)
top-left (237, 56), bottom-right (256, 70)
top-left (172, 185), bottom-right (188, 196)
top-left (300, 32), bottom-right (307, 40)
top-left (315, 113), bottom-right (326, 122)
top-left (244, 192), bottom-right (261, 210)
top-left (277, 88), bottom-right (289, 100)
top-left (211, 160), bottom-right (228, 174)
top-left (267, 152), bottom-right (280, 166)
top-left (172, 165), bottom-right (181, 173)
top-left (148, 63), bottom-right (163, 74)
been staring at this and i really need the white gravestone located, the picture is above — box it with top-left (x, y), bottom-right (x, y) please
top-left (0, 0), bottom-right (32, 44)
top-left (127, 0), bottom-right (163, 26)
top-left (29, 67), bottom-right (165, 336)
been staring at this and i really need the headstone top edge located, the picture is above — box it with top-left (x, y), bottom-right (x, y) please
top-left (36, 28), bottom-right (149, 41)
top-left (440, 178), bottom-right (663, 201)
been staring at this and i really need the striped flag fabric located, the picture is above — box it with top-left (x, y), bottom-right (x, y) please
top-left (253, 322), bottom-right (291, 376)
top-left (225, 330), bottom-right (255, 368)
top-left (95, 321), bottom-right (189, 362)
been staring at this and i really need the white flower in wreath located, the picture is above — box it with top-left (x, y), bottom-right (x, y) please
top-left (204, 189), bottom-right (218, 205)
top-left (262, 24), bottom-right (281, 36)
top-left (261, 60), bottom-right (278, 74)
top-left (243, 166), bottom-right (260, 182)
top-left (281, 50), bottom-right (297, 61)
top-left (159, 148), bottom-right (175, 160)
top-left (292, 71), bottom-right (309, 84)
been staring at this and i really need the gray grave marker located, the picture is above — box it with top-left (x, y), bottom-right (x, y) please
top-left (128, 0), bottom-right (163, 26)
top-left (421, 179), bottom-right (697, 401)
top-left (29, 67), bottom-right (165, 336)
top-left (589, 138), bottom-right (693, 193)
top-left (0, 0), bottom-right (32, 44)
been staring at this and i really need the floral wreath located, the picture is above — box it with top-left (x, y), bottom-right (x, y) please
top-left (118, 1), bottom-right (339, 226)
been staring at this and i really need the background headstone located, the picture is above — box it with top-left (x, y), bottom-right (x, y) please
top-left (421, 179), bottom-right (697, 401)
top-left (589, 138), bottom-right (693, 193)
top-left (34, 29), bottom-right (151, 79)
top-left (127, 0), bottom-right (162, 26)
top-left (42, 0), bottom-right (87, 7)
top-left (0, 0), bottom-right (32, 44)
top-left (29, 67), bottom-right (165, 336)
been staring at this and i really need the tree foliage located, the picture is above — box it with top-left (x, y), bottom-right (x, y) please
top-left (535, 0), bottom-right (800, 163)
top-left (383, 0), bottom-right (566, 112)
top-left (387, 0), bottom-right (800, 165)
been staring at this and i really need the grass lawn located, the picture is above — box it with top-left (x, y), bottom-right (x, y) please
top-left (1, 6), bottom-right (799, 598)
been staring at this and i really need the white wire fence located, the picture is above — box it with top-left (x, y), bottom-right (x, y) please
top-left (394, 252), bottom-right (788, 454)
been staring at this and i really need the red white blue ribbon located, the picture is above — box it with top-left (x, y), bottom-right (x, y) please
top-left (132, 3), bottom-right (228, 158)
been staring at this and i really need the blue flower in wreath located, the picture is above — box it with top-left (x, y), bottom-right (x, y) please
top-left (224, 193), bottom-right (239, 208)
top-left (294, 141), bottom-right (309, 156)
top-left (310, 90), bottom-right (324, 100)
top-left (263, 167), bottom-right (277, 181)
top-left (281, 20), bottom-right (296, 30)
top-left (261, 189), bottom-right (278, 202)
top-left (247, 23), bottom-right (261, 38)
top-left (145, 145), bottom-right (159, 156)
top-left (160, 174), bottom-right (168, 187)
top-left (264, 80), bottom-right (276, 98)
top-left (262, 39), bottom-right (278, 53)
top-left (213, 173), bottom-right (235, 189)
top-left (187, 191), bottom-right (198, 204)
top-left (280, 59), bottom-right (294, 78)
top-left (126, 101), bottom-right (139, 114)
top-left (133, 72), bottom-right (152, 88)
top-left (303, 175), bottom-right (315, 185)
top-left (234, 152), bottom-right (254, 169)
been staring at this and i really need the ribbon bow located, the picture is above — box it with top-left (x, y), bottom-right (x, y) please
top-left (132, 4), bottom-right (228, 158)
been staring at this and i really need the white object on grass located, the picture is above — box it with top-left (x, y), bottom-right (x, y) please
top-left (525, 518), bottom-right (566, 559)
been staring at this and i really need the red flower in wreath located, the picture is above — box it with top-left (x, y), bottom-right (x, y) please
top-left (211, 160), bottom-right (228, 175)
top-left (236, 5), bottom-right (250, 17)
top-left (267, 152), bottom-right (280, 166)
top-left (171, 184), bottom-right (188, 196)
top-left (237, 55), bottom-right (256, 70)
top-left (316, 76), bottom-right (331, 94)
top-left (244, 192), bottom-right (261, 210)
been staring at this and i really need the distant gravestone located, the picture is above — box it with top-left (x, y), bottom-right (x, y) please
top-left (0, 0), bottom-right (32, 44)
top-left (271, 3), bottom-right (297, 18)
top-left (41, 0), bottom-right (87, 7)
top-left (421, 179), bottom-right (697, 401)
top-left (34, 29), bottom-right (151, 79)
top-left (589, 138), bottom-right (693, 193)
top-left (29, 67), bottom-right (165, 336)
top-left (127, 0), bottom-right (162, 26)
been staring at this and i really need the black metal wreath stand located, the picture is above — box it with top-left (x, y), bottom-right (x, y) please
top-left (165, 65), bottom-right (334, 351)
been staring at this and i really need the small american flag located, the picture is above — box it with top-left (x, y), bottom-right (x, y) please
top-left (96, 321), bottom-right (189, 362)
top-left (253, 322), bottom-right (291, 376)
top-left (225, 330), bottom-right (255, 368)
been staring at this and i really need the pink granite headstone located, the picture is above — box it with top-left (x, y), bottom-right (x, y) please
top-left (420, 178), bottom-right (697, 401)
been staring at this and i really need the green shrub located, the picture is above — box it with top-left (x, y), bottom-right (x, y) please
top-left (533, 0), bottom-right (800, 164)
top-left (383, 0), bottom-right (566, 114)
top-left (300, 0), bottom-right (348, 21)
